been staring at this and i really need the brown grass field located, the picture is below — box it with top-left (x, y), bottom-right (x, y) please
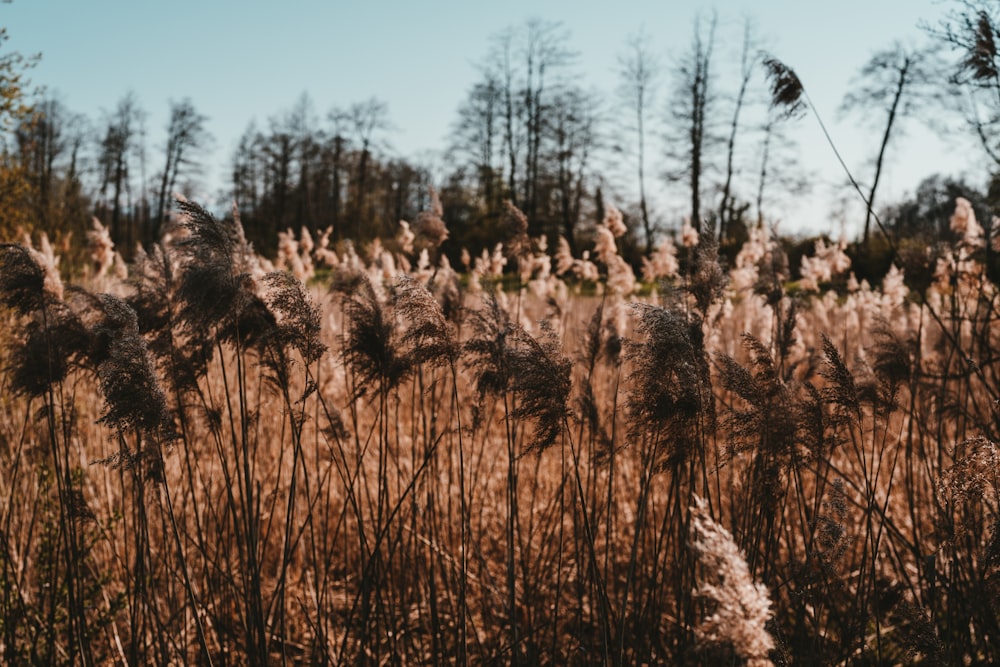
top-left (1, 198), bottom-right (998, 665)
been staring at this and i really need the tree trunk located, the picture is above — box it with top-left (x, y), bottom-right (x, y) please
top-left (719, 23), bottom-right (752, 243)
top-left (863, 61), bottom-right (909, 246)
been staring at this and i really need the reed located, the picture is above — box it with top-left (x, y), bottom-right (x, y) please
top-left (1, 196), bottom-right (998, 664)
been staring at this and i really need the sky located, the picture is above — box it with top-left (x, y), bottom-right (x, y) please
top-left (1, 0), bottom-right (982, 238)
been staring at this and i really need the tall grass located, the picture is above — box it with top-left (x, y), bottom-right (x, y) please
top-left (1, 197), bottom-right (999, 664)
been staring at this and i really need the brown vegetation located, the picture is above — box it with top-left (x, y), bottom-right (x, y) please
top-left (1, 196), bottom-right (998, 666)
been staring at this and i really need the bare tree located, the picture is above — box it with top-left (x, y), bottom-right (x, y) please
top-left (97, 91), bottom-right (146, 251)
top-left (232, 120), bottom-right (262, 215)
top-left (495, 27), bottom-right (523, 210)
top-left (522, 19), bottom-right (573, 227)
top-left (451, 75), bottom-right (503, 214)
top-left (491, 19), bottom-right (574, 234)
top-left (153, 98), bottom-right (210, 242)
top-left (348, 97), bottom-right (390, 240)
top-left (550, 86), bottom-right (599, 250)
top-left (666, 13), bottom-right (719, 234)
top-left (928, 2), bottom-right (1000, 167)
top-left (14, 95), bottom-right (90, 238)
top-left (18, 96), bottom-right (66, 227)
top-left (264, 111), bottom-right (297, 232)
top-left (617, 28), bottom-right (661, 253)
top-left (754, 108), bottom-right (811, 227)
top-left (288, 94), bottom-right (320, 231)
top-left (326, 106), bottom-right (350, 240)
top-left (841, 43), bottom-right (937, 245)
top-left (718, 19), bottom-right (756, 242)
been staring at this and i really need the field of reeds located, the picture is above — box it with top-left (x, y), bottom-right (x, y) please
top-left (1, 194), bottom-right (998, 666)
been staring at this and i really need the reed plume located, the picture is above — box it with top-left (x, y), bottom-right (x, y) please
top-left (507, 319), bottom-right (572, 455)
top-left (392, 275), bottom-right (458, 368)
top-left (342, 272), bottom-right (409, 394)
top-left (687, 231), bottom-right (728, 316)
top-left (412, 186), bottom-right (449, 251)
top-left (259, 270), bottom-right (326, 363)
top-left (0, 246), bottom-right (91, 398)
top-left (172, 199), bottom-right (273, 350)
top-left (0, 243), bottom-right (50, 315)
top-left (6, 303), bottom-right (89, 398)
top-left (627, 302), bottom-right (711, 465)
top-left (690, 496), bottom-right (775, 667)
top-left (762, 55), bottom-right (805, 118)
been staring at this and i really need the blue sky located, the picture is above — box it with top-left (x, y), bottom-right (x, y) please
top-left (2, 0), bottom-right (979, 237)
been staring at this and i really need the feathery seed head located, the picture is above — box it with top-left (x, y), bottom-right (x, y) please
top-left (87, 218), bottom-right (116, 278)
top-left (91, 294), bottom-right (171, 435)
top-left (961, 11), bottom-right (999, 82)
top-left (0, 243), bottom-right (49, 315)
top-left (342, 273), bottom-right (409, 393)
top-left (260, 270), bottom-right (326, 363)
top-left (392, 275), bottom-right (458, 367)
top-left (501, 200), bottom-right (530, 261)
top-left (690, 496), bottom-right (775, 666)
top-left (762, 54), bottom-right (806, 119)
top-left (7, 299), bottom-right (91, 397)
top-left (413, 187), bottom-right (449, 250)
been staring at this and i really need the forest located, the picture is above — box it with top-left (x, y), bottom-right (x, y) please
top-left (2, 8), bottom-right (997, 280)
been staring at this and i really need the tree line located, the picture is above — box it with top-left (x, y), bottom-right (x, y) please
top-left (3, 4), bottom-right (1000, 269)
